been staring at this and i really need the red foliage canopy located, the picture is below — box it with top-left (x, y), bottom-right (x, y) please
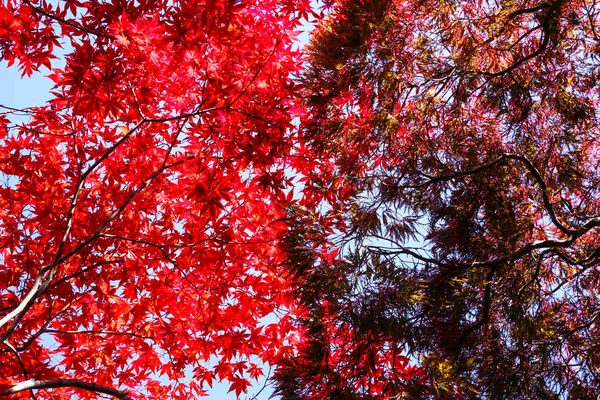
top-left (0, 0), bottom-right (315, 398)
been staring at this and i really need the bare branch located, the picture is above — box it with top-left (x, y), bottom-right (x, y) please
top-left (0, 379), bottom-right (132, 399)
top-left (0, 273), bottom-right (44, 341)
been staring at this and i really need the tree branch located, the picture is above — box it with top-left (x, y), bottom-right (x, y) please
top-left (479, 4), bottom-right (555, 77)
top-left (23, 0), bottom-right (111, 39)
top-left (0, 120), bottom-right (169, 342)
top-left (0, 379), bottom-right (132, 399)
top-left (45, 328), bottom-right (150, 339)
top-left (401, 153), bottom-right (573, 234)
top-left (0, 273), bottom-right (44, 341)
top-left (2, 341), bottom-right (37, 399)
top-left (453, 268), bottom-right (495, 360)
top-left (507, 4), bottom-right (550, 19)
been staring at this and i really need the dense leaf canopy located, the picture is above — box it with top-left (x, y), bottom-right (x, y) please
top-left (5, 0), bottom-right (600, 398)
top-left (276, 0), bottom-right (600, 398)
top-left (0, 0), bottom-right (313, 398)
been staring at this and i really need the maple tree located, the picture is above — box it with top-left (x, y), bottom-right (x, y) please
top-left (275, 0), bottom-right (600, 398)
top-left (0, 0), bottom-right (315, 398)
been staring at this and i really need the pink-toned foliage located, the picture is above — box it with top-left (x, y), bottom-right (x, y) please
top-left (275, 0), bottom-right (600, 398)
